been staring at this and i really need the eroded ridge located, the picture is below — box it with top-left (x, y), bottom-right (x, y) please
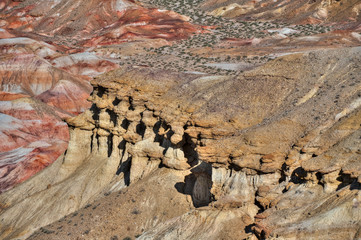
top-left (0, 47), bottom-right (360, 239)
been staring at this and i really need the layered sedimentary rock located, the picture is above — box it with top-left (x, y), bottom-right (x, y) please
top-left (202, 0), bottom-right (361, 24)
top-left (0, 0), bottom-right (203, 191)
top-left (0, 0), bottom-right (204, 47)
top-left (0, 96), bottom-right (69, 193)
top-left (1, 46), bottom-right (360, 239)
top-left (0, 50), bottom-right (92, 191)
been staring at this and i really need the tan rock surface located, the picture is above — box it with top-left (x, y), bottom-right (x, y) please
top-left (0, 46), bottom-right (359, 239)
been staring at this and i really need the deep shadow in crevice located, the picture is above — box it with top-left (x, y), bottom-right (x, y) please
top-left (336, 171), bottom-right (356, 191)
top-left (118, 139), bottom-right (127, 154)
top-left (153, 120), bottom-right (171, 144)
top-left (290, 167), bottom-right (307, 184)
top-left (245, 224), bottom-right (264, 240)
top-left (96, 86), bottom-right (106, 98)
top-left (254, 195), bottom-right (265, 214)
top-left (183, 133), bottom-right (199, 167)
top-left (89, 128), bottom-right (95, 153)
top-left (107, 134), bottom-right (113, 157)
top-left (128, 96), bottom-right (135, 110)
top-left (121, 119), bottom-right (130, 130)
top-left (228, 162), bottom-right (243, 172)
top-left (112, 97), bottom-right (121, 106)
top-left (116, 156), bottom-right (132, 186)
top-left (153, 120), bottom-right (162, 143)
top-left (152, 120), bottom-right (173, 156)
top-left (115, 139), bottom-right (127, 173)
top-left (175, 161), bottom-right (213, 208)
top-left (136, 121), bottom-right (146, 138)
top-left (245, 224), bottom-right (255, 234)
top-left (165, 129), bottom-right (175, 142)
top-left (106, 109), bottom-right (118, 127)
top-left (95, 133), bottom-right (100, 152)
top-left (279, 163), bottom-right (288, 184)
top-left (90, 104), bottom-right (100, 122)
top-left (350, 181), bottom-right (361, 190)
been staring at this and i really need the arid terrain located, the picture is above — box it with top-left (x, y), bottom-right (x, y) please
top-left (0, 0), bottom-right (360, 239)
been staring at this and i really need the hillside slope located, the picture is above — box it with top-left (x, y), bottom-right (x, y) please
top-left (0, 0), bottom-right (203, 191)
top-left (0, 46), bottom-right (360, 239)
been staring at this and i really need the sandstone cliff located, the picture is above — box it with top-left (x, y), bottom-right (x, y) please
top-left (0, 46), bottom-right (360, 239)
top-left (0, 0), bottom-right (204, 191)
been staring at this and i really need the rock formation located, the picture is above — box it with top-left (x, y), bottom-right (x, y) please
top-left (0, 0), bottom-right (203, 191)
top-left (202, 0), bottom-right (361, 24)
top-left (0, 0), bottom-right (361, 239)
top-left (0, 46), bottom-right (360, 239)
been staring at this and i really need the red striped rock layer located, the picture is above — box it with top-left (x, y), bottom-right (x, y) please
top-left (0, 0), bottom-right (203, 48)
top-left (0, 95), bottom-right (69, 193)
top-left (0, 0), bottom-right (203, 193)
top-left (0, 53), bottom-right (92, 113)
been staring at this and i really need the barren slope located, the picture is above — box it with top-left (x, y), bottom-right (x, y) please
top-left (0, 0), bottom-right (360, 239)
top-left (201, 0), bottom-right (361, 24)
top-left (0, 46), bottom-right (359, 239)
top-left (0, 0), bottom-right (203, 191)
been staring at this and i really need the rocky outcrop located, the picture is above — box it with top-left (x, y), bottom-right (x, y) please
top-left (202, 0), bottom-right (361, 24)
top-left (0, 96), bottom-right (69, 193)
top-left (0, 49), bottom-right (92, 191)
top-left (0, 0), bottom-right (204, 47)
top-left (0, 46), bottom-right (360, 239)
top-left (0, 0), bottom-right (206, 191)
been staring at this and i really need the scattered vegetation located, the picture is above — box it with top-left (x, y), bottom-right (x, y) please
top-left (40, 227), bottom-right (55, 234)
top-left (116, 0), bottom-right (332, 76)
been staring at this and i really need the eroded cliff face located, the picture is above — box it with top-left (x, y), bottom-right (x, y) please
top-left (0, 47), bottom-right (361, 239)
top-left (202, 0), bottom-right (361, 24)
top-left (0, 0), bottom-right (205, 192)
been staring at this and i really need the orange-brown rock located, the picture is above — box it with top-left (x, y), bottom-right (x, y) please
top-left (0, 0), bottom-right (360, 239)
top-left (0, 0), bottom-right (206, 193)
top-left (202, 0), bottom-right (361, 24)
top-left (1, 46), bottom-right (360, 239)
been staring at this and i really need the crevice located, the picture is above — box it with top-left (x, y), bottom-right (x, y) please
top-left (229, 162), bottom-right (242, 172)
top-left (183, 133), bottom-right (199, 167)
top-left (106, 109), bottom-right (117, 127)
top-left (165, 129), bottom-right (175, 141)
top-left (136, 121), bottom-right (146, 138)
top-left (174, 162), bottom-right (213, 208)
top-left (121, 119), bottom-right (130, 130)
top-left (90, 104), bottom-right (100, 122)
top-left (96, 86), bottom-right (106, 98)
top-left (107, 134), bottom-right (113, 158)
top-left (254, 195), bottom-right (266, 213)
top-left (116, 139), bottom-right (127, 175)
top-left (116, 156), bottom-right (132, 186)
top-left (128, 96), bottom-right (135, 110)
top-left (95, 133), bottom-right (100, 151)
top-left (290, 167), bottom-right (307, 184)
top-left (90, 131), bottom-right (94, 153)
top-left (112, 97), bottom-right (121, 106)
top-left (153, 120), bottom-right (162, 143)
top-left (279, 163), bottom-right (288, 184)
top-left (336, 171), bottom-right (356, 191)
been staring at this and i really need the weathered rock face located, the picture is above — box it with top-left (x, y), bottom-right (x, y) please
top-left (0, 49), bottom-right (92, 191)
top-left (0, 0), bottom-right (204, 47)
top-left (0, 0), bottom-right (204, 192)
top-left (1, 46), bottom-right (360, 239)
top-left (0, 96), bottom-right (69, 193)
top-left (202, 0), bottom-right (361, 24)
